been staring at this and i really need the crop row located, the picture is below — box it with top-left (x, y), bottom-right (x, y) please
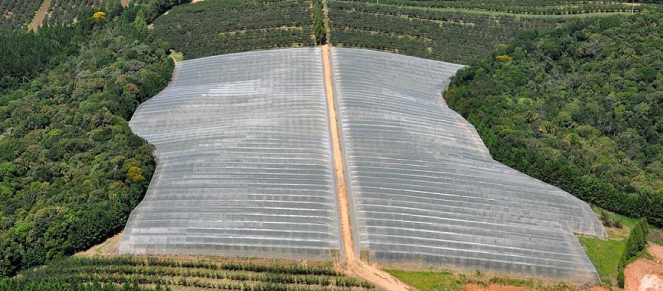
top-left (329, 1), bottom-right (570, 63)
top-left (45, 0), bottom-right (107, 25)
top-left (31, 274), bottom-right (364, 291)
top-left (40, 257), bottom-right (343, 276)
top-left (335, 0), bottom-right (643, 15)
top-left (152, 0), bottom-right (315, 59)
top-left (0, 0), bottom-right (43, 31)
top-left (24, 264), bottom-right (371, 288)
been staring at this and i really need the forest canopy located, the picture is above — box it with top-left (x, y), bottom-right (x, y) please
top-left (446, 11), bottom-right (663, 227)
top-left (0, 2), bottom-right (174, 277)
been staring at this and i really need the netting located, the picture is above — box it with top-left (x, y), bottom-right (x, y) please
top-left (330, 47), bottom-right (605, 283)
top-left (119, 48), bottom-right (342, 261)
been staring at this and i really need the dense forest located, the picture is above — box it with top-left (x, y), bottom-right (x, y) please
top-left (446, 11), bottom-right (663, 227)
top-left (0, 1), bottom-right (175, 277)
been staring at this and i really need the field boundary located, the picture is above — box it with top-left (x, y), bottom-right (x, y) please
top-left (28, 0), bottom-right (52, 31)
top-left (321, 44), bottom-right (412, 291)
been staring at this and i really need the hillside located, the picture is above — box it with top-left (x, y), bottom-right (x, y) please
top-left (149, 0), bottom-right (654, 63)
top-left (0, 3), bottom-right (173, 278)
top-left (446, 11), bottom-right (663, 227)
top-left (2, 0), bottom-right (663, 290)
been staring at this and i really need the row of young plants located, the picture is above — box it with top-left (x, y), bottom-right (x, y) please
top-left (337, 0), bottom-right (645, 15)
top-left (38, 257), bottom-right (344, 276)
top-left (0, 0), bottom-right (43, 31)
top-left (152, 0), bottom-right (316, 59)
top-left (24, 264), bottom-right (370, 288)
top-left (6, 256), bottom-right (373, 291)
top-left (329, 1), bottom-right (570, 63)
top-left (0, 280), bottom-right (171, 291)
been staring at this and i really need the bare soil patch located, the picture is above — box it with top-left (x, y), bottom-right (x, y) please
top-left (74, 232), bottom-right (122, 257)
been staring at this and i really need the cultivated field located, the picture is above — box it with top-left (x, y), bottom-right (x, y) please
top-left (152, 0), bottom-right (319, 59)
top-left (0, 0), bottom-right (43, 31)
top-left (328, 0), bottom-right (644, 63)
top-left (3, 256), bottom-right (374, 291)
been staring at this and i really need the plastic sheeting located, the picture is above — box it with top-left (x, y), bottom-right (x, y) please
top-left (120, 47), bottom-right (606, 284)
top-left (330, 48), bottom-right (605, 283)
top-left (119, 48), bottom-right (342, 260)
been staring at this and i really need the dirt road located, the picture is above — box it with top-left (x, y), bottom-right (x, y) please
top-left (321, 44), bottom-right (411, 291)
top-left (28, 0), bottom-right (52, 31)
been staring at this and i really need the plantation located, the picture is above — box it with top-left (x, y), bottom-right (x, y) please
top-left (44, 0), bottom-right (110, 25)
top-left (1, 257), bottom-right (374, 291)
top-left (152, 0), bottom-right (320, 59)
top-left (0, 0), bottom-right (43, 31)
top-left (327, 0), bottom-right (645, 63)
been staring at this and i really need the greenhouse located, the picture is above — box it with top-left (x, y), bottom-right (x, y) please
top-left (120, 47), bottom-right (606, 283)
top-left (119, 48), bottom-right (342, 260)
top-left (331, 48), bottom-right (605, 283)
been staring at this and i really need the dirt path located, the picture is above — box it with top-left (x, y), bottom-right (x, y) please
top-left (122, 0), bottom-right (129, 7)
top-left (28, 0), bottom-right (52, 31)
top-left (321, 44), bottom-right (411, 291)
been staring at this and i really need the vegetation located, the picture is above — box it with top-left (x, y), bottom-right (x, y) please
top-left (337, 0), bottom-right (649, 15)
top-left (387, 269), bottom-right (573, 291)
top-left (312, 0), bottom-right (326, 45)
top-left (327, 0), bottom-right (644, 64)
top-left (577, 209), bottom-right (636, 284)
top-left (617, 219), bottom-right (650, 287)
top-left (446, 11), bottom-right (663, 226)
top-left (0, 2), bottom-right (175, 277)
top-left (0, 0), bottom-right (43, 31)
top-left (0, 280), bottom-right (170, 291)
top-left (1, 256), bottom-right (373, 290)
top-left (152, 0), bottom-right (316, 59)
top-left (45, 0), bottom-right (110, 25)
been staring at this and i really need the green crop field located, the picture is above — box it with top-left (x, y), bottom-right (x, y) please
top-left (152, 0), bottom-right (321, 59)
top-left (328, 0), bottom-right (647, 64)
top-left (1, 256), bottom-right (374, 291)
top-left (0, 0), bottom-right (43, 31)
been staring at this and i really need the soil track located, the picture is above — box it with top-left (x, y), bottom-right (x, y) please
top-left (321, 44), bottom-right (412, 291)
top-left (28, 0), bottom-right (52, 31)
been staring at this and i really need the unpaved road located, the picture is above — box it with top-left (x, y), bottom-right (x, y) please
top-left (321, 44), bottom-right (411, 291)
top-left (28, 0), bottom-right (52, 31)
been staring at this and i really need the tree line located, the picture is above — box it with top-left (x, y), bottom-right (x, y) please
top-left (617, 219), bottom-right (649, 287)
top-left (0, 0), bottom-right (177, 278)
top-left (446, 12), bottom-right (663, 227)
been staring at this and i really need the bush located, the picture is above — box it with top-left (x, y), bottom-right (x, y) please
top-left (617, 219), bottom-right (649, 287)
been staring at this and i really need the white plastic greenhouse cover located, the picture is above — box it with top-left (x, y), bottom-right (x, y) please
top-left (119, 48), bottom-right (342, 260)
top-left (120, 47), bottom-right (606, 284)
top-left (331, 47), bottom-right (605, 283)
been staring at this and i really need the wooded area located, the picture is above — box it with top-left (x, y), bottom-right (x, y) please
top-left (446, 11), bottom-right (663, 227)
top-left (0, 1), bottom-right (175, 277)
